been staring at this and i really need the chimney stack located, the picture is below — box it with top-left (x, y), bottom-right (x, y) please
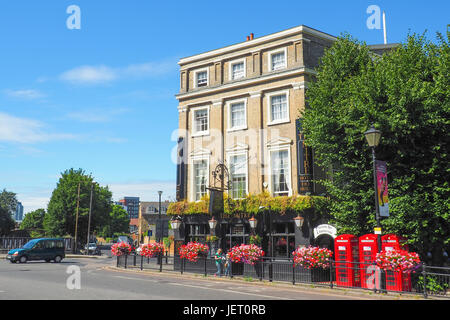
top-left (246, 36), bottom-right (250, 41)
top-left (250, 33), bottom-right (254, 40)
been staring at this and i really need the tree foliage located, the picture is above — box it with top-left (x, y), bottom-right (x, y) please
top-left (19, 208), bottom-right (46, 238)
top-left (44, 168), bottom-right (113, 245)
top-left (302, 32), bottom-right (449, 264)
top-left (0, 206), bottom-right (15, 236)
top-left (0, 189), bottom-right (17, 235)
top-left (97, 204), bottom-right (130, 238)
top-left (0, 189), bottom-right (18, 217)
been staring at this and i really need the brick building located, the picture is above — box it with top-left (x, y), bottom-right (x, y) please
top-left (173, 25), bottom-right (396, 257)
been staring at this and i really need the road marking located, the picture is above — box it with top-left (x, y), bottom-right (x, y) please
top-left (113, 275), bottom-right (158, 282)
top-left (167, 282), bottom-right (293, 300)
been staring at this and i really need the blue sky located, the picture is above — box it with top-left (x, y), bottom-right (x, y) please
top-left (0, 0), bottom-right (448, 214)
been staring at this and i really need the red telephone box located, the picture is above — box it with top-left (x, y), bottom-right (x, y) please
top-left (334, 234), bottom-right (360, 287)
top-left (381, 234), bottom-right (411, 292)
top-left (359, 234), bottom-right (379, 289)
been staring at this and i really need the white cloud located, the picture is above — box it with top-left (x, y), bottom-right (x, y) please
top-left (60, 65), bottom-right (118, 85)
top-left (4, 89), bottom-right (46, 100)
top-left (59, 58), bottom-right (177, 85)
top-left (0, 112), bottom-right (76, 143)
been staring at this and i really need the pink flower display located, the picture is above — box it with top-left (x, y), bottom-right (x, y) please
top-left (140, 242), bottom-right (164, 257)
top-left (178, 241), bottom-right (209, 262)
top-left (292, 246), bottom-right (333, 269)
top-left (376, 249), bottom-right (421, 272)
top-left (228, 244), bottom-right (265, 265)
top-left (111, 242), bottom-right (132, 256)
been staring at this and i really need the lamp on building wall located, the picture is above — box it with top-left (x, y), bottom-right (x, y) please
top-left (208, 216), bottom-right (218, 230)
top-left (170, 217), bottom-right (182, 230)
top-left (248, 216), bottom-right (258, 229)
top-left (293, 215), bottom-right (304, 228)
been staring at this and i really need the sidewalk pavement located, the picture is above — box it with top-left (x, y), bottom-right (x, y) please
top-left (0, 253), bottom-right (109, 259)
top-left (104, 265), bottom-right (435, 301)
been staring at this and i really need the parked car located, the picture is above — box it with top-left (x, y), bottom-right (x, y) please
top-left (84, 242), bottom-right (100, 255)
top-left (6, 238), bottom-right (65, 263)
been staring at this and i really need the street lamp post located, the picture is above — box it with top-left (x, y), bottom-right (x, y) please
top-left (74, 181), bottom-right (80, 254)
top-left (364, 125), bottom-right (382, 249)
top-left (158, 191), bottom-right (163, 271)
top-left (364, 124), bottom-right (385, 292)
top-left (86, 182), bottom-right (94, 255)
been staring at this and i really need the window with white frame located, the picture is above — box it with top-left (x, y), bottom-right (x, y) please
top-left (269, 49), bottom-right (287, 71)
top-left (231, 61), bottom-right (245, 80)
top-left (230, 154), bottom-right (247, 199)
top-left (229, 101), bottom-right (246, 129)
top-left (269, 93), bottom-right (289, 123)
top-left (196, 70), bottom-right (208, 87)
top-left (193, 159), bottom-right (208, 201)
top-left (193, 107), bottom-right (209, 134)
top-left (271, 150), bottom-right (290, 196)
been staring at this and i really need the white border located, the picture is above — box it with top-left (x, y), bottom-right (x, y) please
top-left (227, 149), bottom-right (249, 200)
top-left (228, 58), bottom-right (246, 81)
top-left (190, 105), bottom-right (210, 137)
top-left (193, 68), bottom-right (209, 89)
top-left (190, 156), bottom-right (210, 202)
top-left (267, 47), bottom-right (287, 72)
top-left (226, 98), bottom-right (248, 132)
top-left (267, 145), bottom-right (292, 197)
top-left (266, 89), bottom-right (290, 126)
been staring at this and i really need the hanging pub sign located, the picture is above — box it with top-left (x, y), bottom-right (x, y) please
top-left (209, 189), bottom-right (224, 216)
top-left (376, 160), bottom-right (389, 217)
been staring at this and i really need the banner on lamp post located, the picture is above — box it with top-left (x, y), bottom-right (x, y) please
top-left (376, 160), bottom-right (389, 217)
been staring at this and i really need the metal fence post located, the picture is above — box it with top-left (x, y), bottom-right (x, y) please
top-left (422, 263), bottom-right (428, 299)
top-left (292, 260), bottom-right (296, 285)
top-left (160, 251), bottom-right (163, 272)
top-left (269, 259), bottom-right (273, 282)
top-left (140, 254), bottom-right (143, 271)
top-left (329, 258), bottom-right (334, 289)
top-left (181, 258), bottom-right (184, 275)
top-left (124, 254), bottom-right (128, 269)
top-left (204, 256), bottom-right (207, 277)
top-left (133, 254), bottom-right (136, 266)
top-left (116, 255), bottom-right (119, 268)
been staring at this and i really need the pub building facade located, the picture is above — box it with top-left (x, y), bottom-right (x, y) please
top-left (172, 25), bottom-right (393, 259)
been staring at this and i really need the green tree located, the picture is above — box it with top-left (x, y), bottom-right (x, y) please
top-left (0, 206), bottom-right (15, 236)
top-left (302, 32), bottom-right (449, 265)
top-left (19, 208), bottom-right (46, 237)
top-left (98, 204), bottom-right (130, 238)
top-left (0, 189), bottom-right (18, 217)
top-left (44, 168), bottom-right (113, 246)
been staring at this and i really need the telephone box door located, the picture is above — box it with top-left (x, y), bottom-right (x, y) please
top-left (359, 234), bottom-right (379, 289)
top-left (382, 234), bottom-right (411, 292)
top-left (334, 234), bottom-right (360, 287)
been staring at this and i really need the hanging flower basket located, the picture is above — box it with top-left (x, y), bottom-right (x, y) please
top-left (376, 249), bottom-right (421, 272)
top-left (292, 246), bottom-right (333, 269)
top-left (140, 242), bottom-right (165, 258)
top-left (228, 244), bottom-right (265, 265)
top-left (178, 241), bottom-right (209, 262)
top-left (111, 242), bottom-right (132, 256)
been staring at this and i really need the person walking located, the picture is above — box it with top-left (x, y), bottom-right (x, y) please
top-left (224, 253), bottom-right (231, 277)
top-left (214, 248), bottom-right (224, 277)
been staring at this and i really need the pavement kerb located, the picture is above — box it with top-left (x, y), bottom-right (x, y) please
top-left (103, 265), bottom-right (431, 300)
top-left (0, 254), bottom-right (110, 259)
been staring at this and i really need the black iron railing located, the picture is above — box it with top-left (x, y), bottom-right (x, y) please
top-left (115, 253), bottom-right (450, 298)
